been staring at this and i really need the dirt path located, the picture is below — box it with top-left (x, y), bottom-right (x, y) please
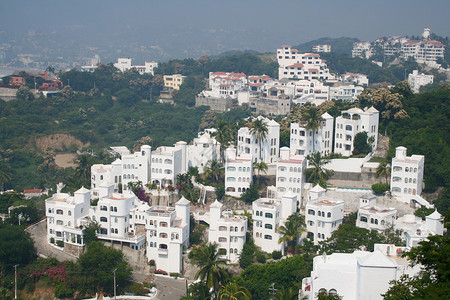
top-left (54, 153), bottom-right (78, 168)
top-left (374, 133), bottom-right (389, 158)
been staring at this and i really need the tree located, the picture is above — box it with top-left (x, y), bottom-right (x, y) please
top-left (78, 241), bottom-right (132, 295)
top-left (189, 243), bottom-right (229, 295)
top-left (213, 120), bottom-right (234, 162)
top-left (215, 183), bottom-right (225, 201)
top-left (302, 107), bottom-right (323, 153)
top-left (0, 162), bottom-right (11, 192)
top-left (61, 85), bottom-right (75, 101)
top-left (249, 119), bottom-right (269, 162)
top-left (277, 214), bottom-right (306, 251)
top-left (0, 224), bottom-right (36, 274)
top-left (240, 183), bottom-right (260, 203)
top-left (219, 282), bottom-right (252, 300)
top-left (182, 282), bottom-right (211, 300)
top-left (82, 217), bottom-right (100, 245)
top-left (274, 287), bottom-right (298, 300)
top-left (317, 289), bottom-right (342, 300)
top-left (253, 161), bottom-right (268, 176)
top-left (75, 154), bottom-right (93, 188)
top-left (203, 159), bottom-right (224, 183)
top-left (306, 152), bottom-right (333, 188)
top-left (16, 85), bottom-right (34, 101)
top-left (353, 131), bottom-right (372, 155)
top-left (376, 160), bottom-right (391, 184)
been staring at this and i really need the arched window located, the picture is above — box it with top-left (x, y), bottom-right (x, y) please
top-left (160, 222), bottom-right (168, 227)
top-left (68, 210), bottom-right (72, 216)
top-left (230, 248), bottom-right (233, 254)
top-left (218, 237), bottom-right (227, 243)
top-left (56, 209), bottom-right (63, 215)
top-left (100, 217), bottom-right (107, 222)
top-left (360, 216), bottom-right (368, 222)
top-left (308, 209), bottom-right (315, 215)
top-left (264, 235), bottom-right (272, 240)
top-left (219, 226), bottom-right (227, 231)
top-left (375, 219), bottom-right (378, 225)
top-left (265, 224), bottom-right (273, 229)
top-left (56, 220), bottom-right (63, 225)
top-left (327, 212), bottom-right (331, 218)
top-left (265, 213), bottom-right (273, 219)
top-left (159, 233), bottom-right (167, 238)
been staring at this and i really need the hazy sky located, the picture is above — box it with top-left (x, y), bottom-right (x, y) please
top-left (1, 0), bottom-right (449, 59)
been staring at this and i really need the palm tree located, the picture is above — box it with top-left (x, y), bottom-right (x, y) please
top-left (213, 121), bottom-right (233, 163)
top-left (203, 159), bottom-right (224, 183)
top-left (306, 152), bottom-right (333, 188)
top-left (219, 282), bottom-right (252, 300)
top-left (0, 162), bottom-right (12, 192)
top-left (249, 119), bottom-right (268, 162)
top-left (302, 107), bottom-right (323, 153)
top-left (274, 287), bottom-right (298, 300)
top-left (75, 154), bottom-right (93, 185)
top-left (253, 161), bottom-right (268, 176)
top-left (277, 214), bottom-right (306, 251)
top-left (376, 160), bottom-right (391, 184)
top-left (190, 243), bottom-right (228, 295)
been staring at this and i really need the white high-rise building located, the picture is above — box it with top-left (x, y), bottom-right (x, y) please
top-left (151, 142), bottom-right (187, 187)
top-left (252, 192), bottom-right (298, 254)
top-left (237, 116), bottom-right (280, 164)
top-left (145, 197), bottom-right (190, 273)
top-left (187, 131), bottom-right (221, 173)
top-left (276, 147), bottom-right (306, 201)
top-left (334, 107), bottom-right (379, 156)
top-left (305, 186), bottom-right (344, 245)
top-left (114, 58), bottom-right (158, 75)
top-left (277, 45), bottom-right (334, 80)
top-left (224, 147), bottom-right (253, 197)
top-left (208, 200), bottom-right (247, 263)
top-left (289, 112), bottom-right (333, 156)
top-left (352, 41), bottom-right (374, 59)
top-left (390, 146), bottom-right (424, 199)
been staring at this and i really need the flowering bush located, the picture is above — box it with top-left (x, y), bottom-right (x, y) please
top-left (124, 282), bottom-right (150, 296)
top-left (154, 269), bottom-right (168, 275)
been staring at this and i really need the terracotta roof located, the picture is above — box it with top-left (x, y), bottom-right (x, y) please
top-left (250, 83), bottom-right (264, 87)
top-left (23, 189), bottom-right (43, 193)
top-left (287, 63), bottom-right (304, 68)
top-left (219, 84), bottom-right (231, 87)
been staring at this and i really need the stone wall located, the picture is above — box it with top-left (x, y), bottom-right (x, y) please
top-left (64, 242), bottom-right (85, 257)
top-left (195, 96), bottom-right (233, 111)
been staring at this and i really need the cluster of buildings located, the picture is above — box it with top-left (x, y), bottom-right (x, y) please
top-left (195, 45), bottom-right (369, 115)
top-left (6, 70), bottom-right (63, 92)
top-left (352, 27), bottom-right (446, 68)
top-left (407, 70), bottom-right (434, 93)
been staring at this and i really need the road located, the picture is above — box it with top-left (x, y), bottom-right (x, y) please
top-left (152, 276), bottom-right (187, 300)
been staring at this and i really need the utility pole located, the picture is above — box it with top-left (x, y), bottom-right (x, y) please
top-left (14, 264), bottom-right (19, 299)
top-left (113, 268), bottom-right (117, 300)
top-left (269, 282), bottom-right (277, 296)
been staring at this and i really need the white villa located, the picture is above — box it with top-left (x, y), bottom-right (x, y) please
top-left (224, 147), bottom-right (253, 197)
top-left (237, 116), bottom-right (280, 164)
top-left (252, 192), bottom-right (298, 254)
top-left (394, 211), bottom-right (443, 248)
top-left (114, 58), bottom-right (158, 75)
top-left (289, 112), bottom-right (333, 157)
top-left (352, 41), bottom-right (374, 59)
top-left (341, 73), bottom-right (369, 86)
top-left (301, 244), bottom-right (420, 300)
top-left (46, 185), bottom-right (190, 273)
top-left (277, 45), bottom-right (334, 81)
top-left (334, 107), bottom-right (379, 156)
top-left (208, 200), bottom-right (247, 263)
top-left (305, 185), bottom-right (344, 245)
top-left (275, 147), bottom-right (306, 201)
top-left (408, 70), bottom-right (433, 93)
top-left (187, 130), bottom-right (221, 173)
top-left (356, 194), bottom-right (397, 232)
top-left (151, 142), bottom-right (187, 187)
top-left (312, 44), bottom-right (331, 53)
top-left (390, 146), bottom-right (424, 201)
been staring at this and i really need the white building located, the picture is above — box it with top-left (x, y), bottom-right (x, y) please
top-left (301, 244), bottom-right (420, 300)
top-left (305, 186), bottom-right (344, 245)
top-left (252, 192), bottom-right (298, 254)
top-left (187, 131), bottom-right (221, 173)
top-left (208, 200), bottom-right (247, 263)
top-left (114, 58), bottom-right (158, 75)
top-left (312, 44), bottom-right (331, 53)
top-left (334, 107), bottom-right (379, 156)
top-left (237, 116), bottom-right (280, 164)
top-left (408, 70), bottom-right (433, 93)
top-left (145, 197), bottom-right (190, 273)
top-left (394, 211), bottom-right (443, 248)
top-left (289, 112), bottom-right (333, 157)
top-left (91, 145), bottom-right (152, 194)
top-left (277, 45), bottom-right (334, 80)
top-left (151, 142), bottom-right (187, 187)
top-left (46, 185), bottom-right (190, 273)
top-left (390, 146), bottom-right (424, 200)
top-left (401, 39), bottom-right (445, 63)
top-left (276, 147), bottom-right (306, 201)
top-left (356, 194), bottom-right (397, 232)
top-left (352, 42), bottom-right (374, 59)
top-left (46, 187), bottom-right (91, 247)
top-left (329, 84), bottom-right (364, 101)
top-left (341, 73), bottom-right (369, 86)
top-left (224, 147), bottom-right (253, 197)
top-left (204, 71), bottom-right (247, 99)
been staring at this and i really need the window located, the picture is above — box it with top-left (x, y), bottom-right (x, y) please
top-left (218, 237), bottom-right (227, 242)
top-left (264, 235), bottom-right (272, 240)
top-left (308, 209), bottom-right (315, 215)
top-left (219, 226), bottom-right (227, 231)
top-left (56, 220), bottom-right (63, 225)
top-left (159, 233), bottom-right (168, 238)
top-left (265, 224), bottom-right (273, 229)
top-left (100, 217), bottom-right (107, 222)
top-left (68, 211), bottom-right (71, 216)
top-left (265, 213), bottom-right (273, 219)
top-left (327, 212), bottom-right (331, 218)
top-left (360, 216), bottom-right (368, 222)
top-left (160, 222), bottom-right (168, 227)
top-left (56, 209), bottom-right (63, 215)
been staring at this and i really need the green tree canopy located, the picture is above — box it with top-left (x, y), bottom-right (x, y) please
top-left (0, 224), bottom-right (36, 274)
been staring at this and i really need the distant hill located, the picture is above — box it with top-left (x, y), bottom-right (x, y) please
top-left (293, 37), bottom-right (359, 54)
top-left (210, 49), bottom-right (260, 60)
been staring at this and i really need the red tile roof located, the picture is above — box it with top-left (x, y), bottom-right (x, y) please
top-left (23, 189), bottom-right (43, 194)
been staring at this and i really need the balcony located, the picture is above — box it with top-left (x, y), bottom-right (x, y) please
top-left (158, 248), bottom-right (168, 255)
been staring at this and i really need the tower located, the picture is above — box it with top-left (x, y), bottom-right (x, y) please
top-left (422, 26), bottom-right (431, 40)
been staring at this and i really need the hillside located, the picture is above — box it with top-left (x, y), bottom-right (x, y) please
top-left (293, 37), bottom-right (359, 54)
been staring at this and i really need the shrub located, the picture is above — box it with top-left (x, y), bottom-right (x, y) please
top-left (50, 237), bottom-right (55, 244)
top-left (170, 272), bottom-right (180, 278)
top-left (149, 259), bottom-right (155, 267)
top-left (256, 252), bottom-right (266, 264)
top-left (54, 285), bottom-right (74, 298)
top-left (124, 282), bottom-right (150, 296)
top-left (271, 251), bottom-right (282, 260)
top-left (372, 183), bottom-right (389, 194)
top-left (154, 269), bottom-right (168, 275)
top-left (56, 240), bottom-right (64, 248)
